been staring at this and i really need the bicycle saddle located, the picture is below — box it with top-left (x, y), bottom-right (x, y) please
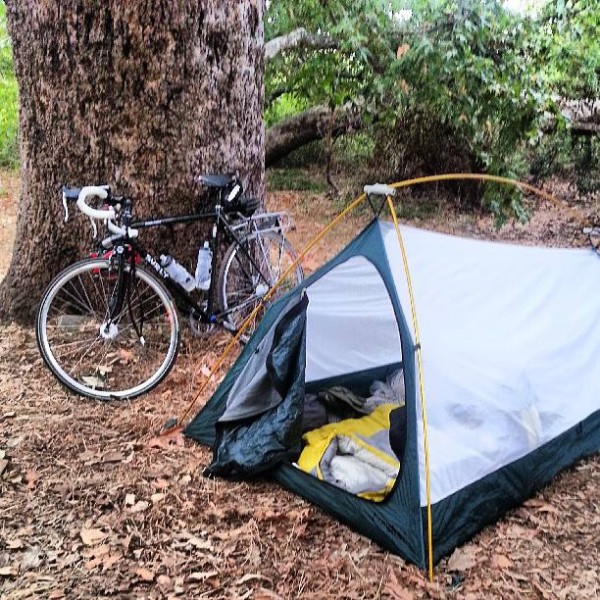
top-left (197, 174), bottom-right (237, 188)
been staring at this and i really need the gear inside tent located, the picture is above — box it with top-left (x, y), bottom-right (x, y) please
top-left (184, 186), bottom-right (600, 572)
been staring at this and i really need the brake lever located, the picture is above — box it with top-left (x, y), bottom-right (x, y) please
top-left (62, 192), bottom-right (69, 222)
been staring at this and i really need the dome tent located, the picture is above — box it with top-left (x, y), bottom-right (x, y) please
top-left (184, 183), bottom-right (600, 574)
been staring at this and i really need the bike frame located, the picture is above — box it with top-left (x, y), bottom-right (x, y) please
top-left (105, 204), bottom-right (281, 330)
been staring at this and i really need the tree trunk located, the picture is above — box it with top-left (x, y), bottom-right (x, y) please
top-left (265, 104), bottom-right (361, 167)
top-left (1, 0), bottom-right (264, 323)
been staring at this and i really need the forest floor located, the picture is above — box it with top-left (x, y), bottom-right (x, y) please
top-left (1, 168), bottom-right (599, 599)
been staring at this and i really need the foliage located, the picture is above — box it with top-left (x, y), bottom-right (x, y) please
top-left (533, 0), bottom-right (600, 98)
top-left (266, 0), bottom-right (599, 218)
top-left (0, 1), bottom-right (18, 168)
top-left (389, 1), bottom-right (553, 219)
top-left (1, 1), bottom-right (598, 211)
top-left (265, 0), bottom-right (403, 119)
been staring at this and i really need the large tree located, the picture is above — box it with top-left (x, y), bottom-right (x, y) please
top-left (0, 0), bottom-right (264, 322)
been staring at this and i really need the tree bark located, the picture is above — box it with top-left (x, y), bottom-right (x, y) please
top-left (265, 104), bottom-right (361, 167)
top-left (1, 0), bottom-right (264, 323)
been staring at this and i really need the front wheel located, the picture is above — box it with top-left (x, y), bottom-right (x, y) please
top-left (218, 230), bottom-right (303, 337)
top-left (36, 258), bottom-right (180, 400)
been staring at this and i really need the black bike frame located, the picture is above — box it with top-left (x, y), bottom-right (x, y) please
top-left (106, 206), bottom-right (273, 328)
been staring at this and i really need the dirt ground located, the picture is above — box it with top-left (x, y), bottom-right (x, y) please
top-left (1, 169), bottom-right (600, 599)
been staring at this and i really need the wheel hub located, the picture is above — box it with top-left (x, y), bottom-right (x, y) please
top-left (255, 283), bottom-right (269, 297)
top-left (99, 321), bottom-right (119, 340)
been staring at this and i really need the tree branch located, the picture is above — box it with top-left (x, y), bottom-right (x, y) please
top-left (265, 104), bottom-right (362, 167)
top-left (559, 98), bottom-right (600, 134)
top-left (265, 27), bottom-right (338, 61)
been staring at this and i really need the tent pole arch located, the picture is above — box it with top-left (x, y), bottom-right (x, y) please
top-left (165, 172), bottom-right (573, 435)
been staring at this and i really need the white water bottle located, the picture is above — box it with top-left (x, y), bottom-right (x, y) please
top-left (159, 255), bottom-right (197, 293)
top-left (195, 241), bottom-right (213, 291)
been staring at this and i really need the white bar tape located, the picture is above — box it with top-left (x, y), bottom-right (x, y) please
top-left (77, 186), bottom-right (115, 220)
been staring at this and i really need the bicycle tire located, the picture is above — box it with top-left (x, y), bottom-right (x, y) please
top-left (36, 258), bottom-right (180, 400)
top-left (218, 230), bottom-right (303, 336)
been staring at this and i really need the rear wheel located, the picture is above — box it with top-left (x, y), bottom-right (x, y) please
top-left (218, 231), bottom-right (303, 337)
top-left (36, 258), bottom-right (180, 400)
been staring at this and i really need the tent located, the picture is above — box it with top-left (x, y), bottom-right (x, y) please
top-left (185, 214), bottom-right (600, 571)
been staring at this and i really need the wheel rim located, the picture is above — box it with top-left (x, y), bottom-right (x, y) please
top-left (37, 259), bottom-right (179, 399)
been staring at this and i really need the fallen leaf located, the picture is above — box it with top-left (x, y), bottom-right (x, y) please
top-left (102, 451), bottom-right (125, 463)
top-left (447, 546), bottom-right (478, 571)
top-left (82, 545), bottom-right (111, 559)
top-left (151, 493), bottom-right (166, 503)
top-left (118, 348), bottom-right (135, 363)
top-left (85, 557), bottom-right (104, 571)
top-left (7, 539), bottom-right (24, 549)
top-left (201, 365), bottom-right (212, 378)
top-left (134, 567), bottom-right (155, 582)
top-left (102, 554), bottom-right (122, 571)
top-left (147, 432), bottom-right (185, 451)
top-left (175, 531), bottom-right (214, 551)
top-left (129, 501), bottom-right (149, 513)
top-left (125, 493), bottom-right (136, 506)
top-left (25, 469), bottom-right (39, 490)
top-left (188, 570), bottom-right (219, 582)
top-left (81, 375), bottom-right (105, 388)
top-left (236, 573), bottom-right (272, 585)
top-left (21, 546), bottom-right (43, 570)
top-left (492, 554), bottom-right (513, 569)
top-left (80, 528), bottom-right (107, 546)
top-left (0, 565), bottom-right (18, 577)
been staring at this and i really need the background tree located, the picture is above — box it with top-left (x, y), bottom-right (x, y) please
top-left (262, 0), bottom-right (598, 214)
top-left (0, 0), bottom-right (264, 323)
top-left (0, 1), bottom-right (17, 168)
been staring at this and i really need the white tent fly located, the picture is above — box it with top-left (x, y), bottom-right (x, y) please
top-left (186, 182), bottom-right (600, 572)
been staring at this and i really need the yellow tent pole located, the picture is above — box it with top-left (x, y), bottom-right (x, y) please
top-left (386, 195), bottom-right (435, 582)
top-left (169, 172), bottom-right (580, 433)
top-left (386, 172), bottom-right (585, 224)
top-left (168, 192), bottom-right (370, 433)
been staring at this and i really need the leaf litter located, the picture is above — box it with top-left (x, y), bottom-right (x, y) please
top-left (1, 182), bottom-right (600, 598)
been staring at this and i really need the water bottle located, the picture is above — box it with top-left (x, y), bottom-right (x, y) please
top-left (195, 241), bottom-right (213, 291)
top-left (159, 255), bottom-right (197, 293)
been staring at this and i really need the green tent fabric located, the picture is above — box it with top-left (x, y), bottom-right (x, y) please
top-left (206, 293), bottom-right (308, 477)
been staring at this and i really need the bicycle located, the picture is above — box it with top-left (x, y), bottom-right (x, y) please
top-left (36, 174), bottom-right (304, 401)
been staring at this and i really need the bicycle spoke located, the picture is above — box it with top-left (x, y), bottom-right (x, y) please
top-left (50, 281), bottom-right (95, 316)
